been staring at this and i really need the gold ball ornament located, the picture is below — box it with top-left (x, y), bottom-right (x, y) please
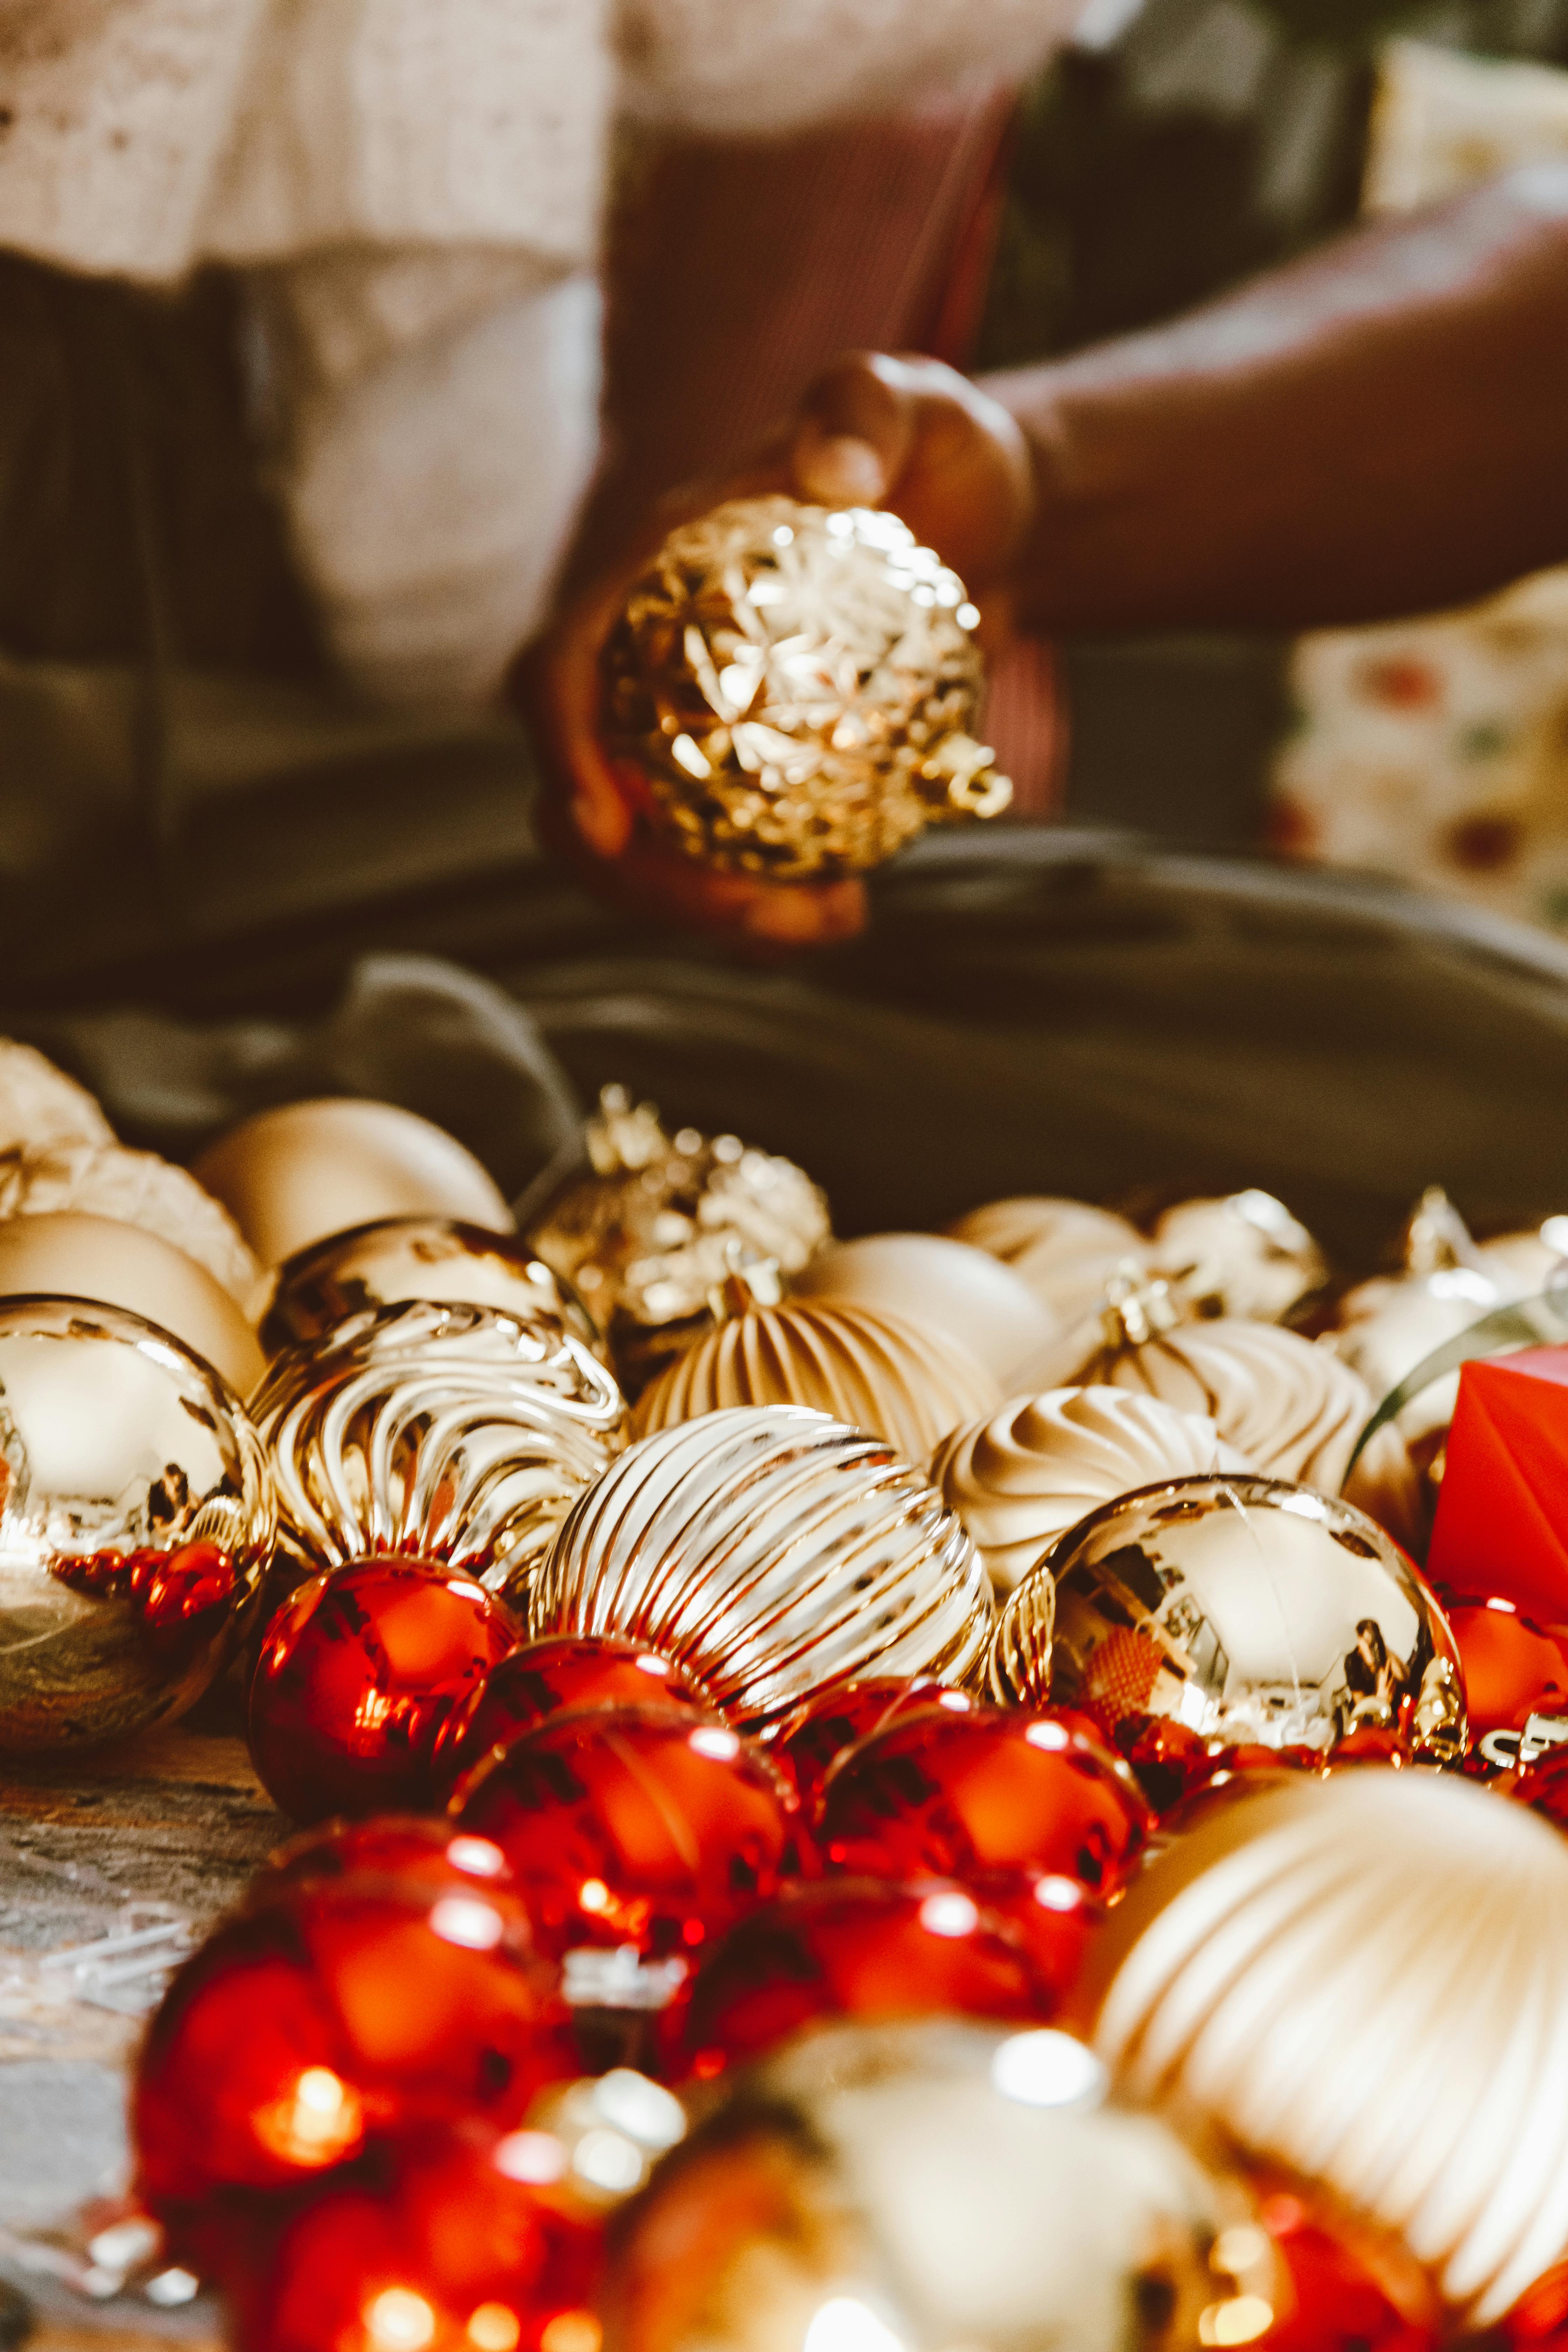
top-left (1079, 1769), bottom-right (1568, 2328)
top-left (532, 1406), bottom-right (994, 1728)
top-left (529, 1086), bottom-right (830, 1393)
top-left (990, 1474), bottom-right (1466, 1773)
top-left (632, 1283), bottom-right (1001, 1464)
top-left (790, 1232), bottom-right (1057, 1388)
top-left (0, 1038), bottom-right (113, 1154)
top-left (0, 1297), bottom-right (274, 1751)
top-left (0, 1212), bottom-right (265, 1395)
top-left (946, 1196), bottom-right (1151, 1327)
top-left (932, 1385), bottom-right (1251, 1594)
top-left (602, 497), bottom-right (1012, 879)
top-left (604, 2017), bottom-right (1298, 2352)
top-left (1148, 1190), bottom-right (1329, 1325)
top-left (253, 1298), bottom-right (626, 1602)
top-left (0, 1140), bottom-right (263, 1314)
top-left (261, 1214), bottom-right (597, 1356)
top-left (194, 1098), bottom-right (513, 1267)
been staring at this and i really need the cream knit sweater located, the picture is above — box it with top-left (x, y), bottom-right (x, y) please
top-left (0, 0), bottom-right (1080, 704)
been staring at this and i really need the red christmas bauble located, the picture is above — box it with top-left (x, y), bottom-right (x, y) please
top-left (250, 1559), bottom-right (522, 1822)
top-left (769, 1679), bottom-right (973, 1807)
top-left (232, 2127), bottom-right (602, 2352)
top-left (670, 1878), bottom-right (1063, 2081)
top-left (1504, 1748), bottom-right (1568, 1830)
top-left (1254, 2191), bottom-right (1442, 2351)
top-left (451, 1705), bottom-right (801, 1968)
top-left (434, 1639), bottom-right (708, 1792)
top-left (1438, 1596), bottom-right (1568, 1738)
top-left (816, 1704), bottom-right (1150, 1907)
top-left (1500, 2260), bottom-right (1568, 2348)
top-left (134, 1877), bottom-right (574, 2226)
top-left (258, 1816), bottom-right (519, 1904)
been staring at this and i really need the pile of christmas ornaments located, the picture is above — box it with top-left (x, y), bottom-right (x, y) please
top-left (7, 1043), bottom-right (1568, 2352)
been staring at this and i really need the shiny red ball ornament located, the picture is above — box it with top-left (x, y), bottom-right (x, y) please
top-left (434, 1638), bottom-right (708, 1792)
top-left (1500, 2260), bottom-right (1568, 2348)
top-left (670, 1878), bottom-right (1064, 2081)
top-left (451, 1705), bottom-right (801, 1970)
top-left (134, 1876), bottom-right (574, 2228)
top-left (250, 1559), bottom-right (522, 1822)
top-left (232, 2127), bottom-right (602, 2352)
top-left (1504, 1747), bottom-right (1568, 1830)
top-left (817, 1704), bottom-right (1150, 1911)
top-left (1254, 2191), bottom-right (1442, 2351)
top-left (258, 1815), bottom-right (519, 1904)
top-left (1438, 1596), bottom-right (1568, 1741)
top-left (769, 1678), bottom-right (973, 1807)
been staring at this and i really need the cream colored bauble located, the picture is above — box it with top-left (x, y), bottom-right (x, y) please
top-left (0, 1143), bottom-right (262, 1316)
top-left (194, 1098), bottom-right (513, 1267)
top-left (932, 1385), bottom-right (1251, 1593)
top-left (1080, 1770), bottom-right (1568, 2328)
top-left (791, 1232), bottom-right (1056, 1386)
top-left (947, 1195), bottom-right (1150, 1327)
top-left (0, 1213), bottom-right (265, 1395)
top-left (0, 1040), bottom-right (113, 1154)
top-left (632, 1294), bottom-right (1001, 1466)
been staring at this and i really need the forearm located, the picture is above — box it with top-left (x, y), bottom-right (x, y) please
top-left (987, 166), bottom-right (1568, 634)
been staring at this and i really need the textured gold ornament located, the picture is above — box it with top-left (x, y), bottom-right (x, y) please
top-left (529, 1086), bottom-right (830, 1394)
top-left (602, 497), bottom-right (1012, 879)
top-left (632, 1288), bottom-right (1000, 1464)
top-left (254, 1298), bottom-right (626, 1600)
top-left (789, 1232), bottom-right (1056, 1388)
top-left (194, 1098), bottom-right (514, 1267)
top-left (933, 1384), bottom-right (1247, 1594)
top-left (0, 1140), bottom-right (263, 1314)
top-left (605, 2017), bottom-right (1293, 2352)
top-left (1081, 1770), bottom-right (1568, 2326)
top-left (532, 1406), bottom-right (993, 1727)
top-left (990, 1474), bottom-right (1466, 1768)
top-left (0, 1211), bottom-right (265, 1396)
top-left (0, 1038), bottom-right (113, 1155)
top-left (0, 1297), bottom-right (274, 1751)
top-left (262, 1214), bottom-right (597, 1357)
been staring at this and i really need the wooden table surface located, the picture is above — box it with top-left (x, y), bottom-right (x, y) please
top-left (0, 1682), bottom-right (286, 2352)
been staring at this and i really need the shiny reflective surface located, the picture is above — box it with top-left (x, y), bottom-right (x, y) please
top-left (1084, 1770), bottom-right (1568, 2328)
top-left (263, 1216), bottom-right (598, 1356)
top-left (452, 1702), bottom-right (799, 1966)
top-left (532, 1409), bottom-right (994, 1729)
top-left (434, 1635), bottom-right (709, 1791)
top-left (250, 1557), bottom-right (523, 1822)
top-left (0, 1297), bottom-right (273, 1750)
top-left (612, 2017), bottom-right (1289, 2352)
top-left (1150, 1191), bottom-right (1328, 1325)
top-left (256, 1300), bottom-right (625, 1600)
top-left (770, 1679), bottom-right (972, 1808)
top-left (992, 1477), bottom-right (1465, 1783)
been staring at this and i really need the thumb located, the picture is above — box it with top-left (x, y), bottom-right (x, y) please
top-left (790, 354), bottom-right (918, 508)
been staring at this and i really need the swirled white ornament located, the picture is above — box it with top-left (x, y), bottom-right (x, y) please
top-left (632, 1297), bottom-right (1000, 1463)
top-left (932, 1385), bottom-right (1248, 1592)
top-left (533, 1405), bottom-right (993, 1726)
top-left (254, 1298), bottom-right (626, 1596)
top-left (1084, 1770), bottom-right (1568, 2326)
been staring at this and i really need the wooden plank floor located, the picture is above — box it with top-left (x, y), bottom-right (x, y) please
top-left (0, 1681), bottom-right (285, 2352)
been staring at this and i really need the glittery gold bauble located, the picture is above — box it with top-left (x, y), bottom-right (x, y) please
top-left (0, 1297), bottom-right (273, 1751)
top-left (529, 1086), bottom-right (830, 1394)
top-left (602, 498), bottom-right (1012, 880)
top-left (0, 1212), bottom-right (265, 1396)
top-left (0, 1141), bottom-right (263, 1314)
top-left (604, 2018), bottom-right (1292, 2352)
top-left (254, 1299), bottom-right (626, 1601)
top-left (632, 1289), bottom-right (1001, 1464)
top-left (1149, 1190), bottom-right (1329, 1325)
top-left (533, 1407), bottom-right (993, 1727)
top-left (990, 1474), bottom-right (1466, 1771)
top-left (0, 1039), bottom-right (113, 1154)
top-left (946, 1197), bottom-right (1151, 1328)
top-left (194, 1098), bottom-right (513, 1267)
top-left (933, 1385), bottom-right (1249, 1594)
top-left (262, 1214), bottom-right (597, 1357)
top-left (790, 1233), bottom-right (1056, 1388)
top-left (1079, 1770), bottom-right (1568, 2327)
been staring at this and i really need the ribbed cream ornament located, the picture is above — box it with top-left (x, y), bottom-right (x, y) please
top-left (0, 1141), bottom-right (262, 1314)
top-left (533, 1406), bottom-right (993, 1727)
top-left (1083, 1770), bottom-right (1568, 2326)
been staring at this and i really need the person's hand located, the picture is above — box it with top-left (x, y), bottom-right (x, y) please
top-left (519, 352), bottom-right (1034, 945)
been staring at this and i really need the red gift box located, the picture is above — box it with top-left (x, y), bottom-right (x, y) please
top-left (1427, 1348), bottom-right (1568, 1622)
